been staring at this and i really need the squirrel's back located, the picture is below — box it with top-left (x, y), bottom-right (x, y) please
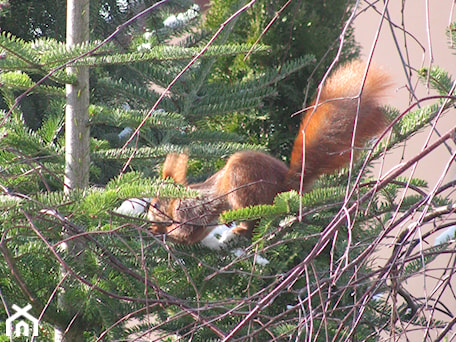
top-left (287, 60), bottom-right (391, 190)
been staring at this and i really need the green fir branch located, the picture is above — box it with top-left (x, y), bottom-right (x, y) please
top-left (72, 44), bottom-right (270, 67)
top-left (0, 31), bottom-right (39, 68)
top-left (96, 78), bottom-right (163, 104)
top-left (417, 65), bottom-right (455, 96)
top-left (89, 106), bottom-right (187, 130)
top-left (92, 142), bottom-right (266, 161)
top-left (0, 71), bottom-right (64, 95)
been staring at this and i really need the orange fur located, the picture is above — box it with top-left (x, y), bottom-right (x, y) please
top-left (162, 153), bottom-right (188, 184)
top-left (287, 60), bottom-right (390, 190)
top-left (148, 60), bottom-right (391, 244)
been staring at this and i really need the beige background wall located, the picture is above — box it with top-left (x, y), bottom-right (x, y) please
top-left (355, 0), bottom-right (456, 190)
top-left (355, 2), bottom-right (456, 339)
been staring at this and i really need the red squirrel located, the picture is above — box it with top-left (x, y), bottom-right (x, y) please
top-left (148, 60), bottom-right (391, 244)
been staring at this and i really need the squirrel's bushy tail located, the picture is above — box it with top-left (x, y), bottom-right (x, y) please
top-left (287, 60), bottom-right (391, 190)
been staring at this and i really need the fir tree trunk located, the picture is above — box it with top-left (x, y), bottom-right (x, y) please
top-left (56, 0), bottom-right (90, 341)
top-left (65, 0), bottom-right (90, 191)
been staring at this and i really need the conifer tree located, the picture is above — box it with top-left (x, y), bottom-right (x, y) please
top-left (0, 0), bottom-right (312, 339)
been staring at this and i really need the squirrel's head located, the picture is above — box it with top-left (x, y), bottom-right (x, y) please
top-left (148, 197), bottom-right (180, 235)
top-left (148, 196), bottom-right (216, 244)
top-left (148, 152), bottom-right (215, 244)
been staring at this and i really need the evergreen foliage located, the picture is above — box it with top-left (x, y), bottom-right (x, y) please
top-left (203, 0), bottom-right (360, 158)
top-left (0, 0), bottom-right (455, 341)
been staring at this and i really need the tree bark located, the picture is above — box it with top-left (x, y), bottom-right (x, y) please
top-left (56, 1), bottom-right (90, 341)
top-left (65, 0), bottom-right (90, 192)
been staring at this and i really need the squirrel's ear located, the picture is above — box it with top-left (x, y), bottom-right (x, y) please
top-left (162, 153), bottom-right (188, 185)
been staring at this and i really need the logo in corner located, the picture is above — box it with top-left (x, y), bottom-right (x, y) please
top-left (5, 304), bottom-right (39, 337)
